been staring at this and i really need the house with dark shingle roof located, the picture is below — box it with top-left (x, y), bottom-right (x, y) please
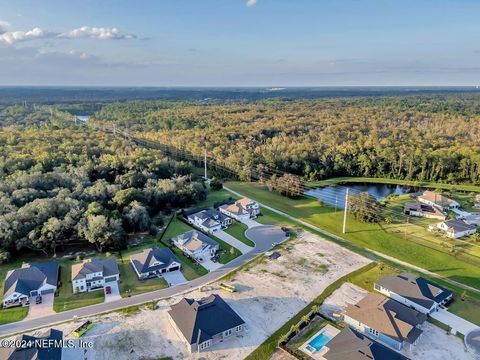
top-left (431, 219), bottom-right (477, 239)
top-left (403, 202), bottom-right (446, 220)
top-left (3, 262), bottom-right (59, 308)
top-left (172, 230), bottom-right (219, 263)
top-left (0, 328), bottom-right (63, 360)
top-left (374, 272), bottom-right (453, 314)
top-left (168, 293), bottom-right (245, 352)
top-left (343, 293), bottom-right (426, 351)
top-left (323, 327), bottom-right (410, 360)
top-left (187, 209), bottom-right (232, 233)
top-left (71, 257), bottom-right (120, 293)
top-left (130, 247), bottom-right (181, 280)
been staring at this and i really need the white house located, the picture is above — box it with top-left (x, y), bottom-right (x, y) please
top-left (343, 293), bottom-right (426, 351)
top-left (374, 272), bottom-right (453, 314)
top-left (403, 202), bottom-right (446, 220)
top-left (130, 247), bottom-right (181, 280)
top-left (417, 190), bottom-right (459, 211)
top-left (219, 198), bottom-right (260, 221)
top-left (71, 258), bottom-right (120, 293)
top-left (172, 230), bottom-right (219, 263)
top-left (430, 219), bottom-right (477, 239)
top-left (187, 209), bottom-right (232, 233)
top-left (3, 262), bottom-right (59, 307)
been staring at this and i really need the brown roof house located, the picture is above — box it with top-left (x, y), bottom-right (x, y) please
top-left (219, 197), bottom-right (260, 220)
top-left (168, 294), bottom-right (245, 352)
top-left (343, 293), bottom-right (426, 351)
top-left (417, 190), bottom-right (459, 211)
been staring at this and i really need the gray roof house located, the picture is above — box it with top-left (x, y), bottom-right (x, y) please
top-left (403, 202), bottom-right (446, 220)
top-left (168, 294), bottom-right (246, 352)
top-left (0, 328), bottom-right (63, 360)
top-left (432, 219), bottom-right (477, 239)
top-left (172, 230), bottom-right (219, 263)
top-left (71, 258), bottom-right (120, 293)
top-left (375, 272), bottom-right (453, 314)
top-left (3, 262), bottom-right (59, 307)
top-left (343, 293), bottom-right (426, 351)
top-left (130, 247), bottom-right (181, 279)
top-left (187, 209), bottom-right (232, 233)
top-left (323, 327), bottom-right (410, 360)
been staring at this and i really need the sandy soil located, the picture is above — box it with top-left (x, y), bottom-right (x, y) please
top-left (5, 231), bottom-right (371, 360)
top-left (320, 282), bottom-right (368, 321)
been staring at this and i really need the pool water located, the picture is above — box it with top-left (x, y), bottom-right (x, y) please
top-left (308, 332), bottom-right (333, 351)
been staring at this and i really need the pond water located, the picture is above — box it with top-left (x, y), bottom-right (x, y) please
top-left (76, 115), bottom-right (90, 122)
top-left (305, 183), bottom-right (413, 209)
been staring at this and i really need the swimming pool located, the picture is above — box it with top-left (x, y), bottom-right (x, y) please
top-left (308, 332), bottom-right (333, 351)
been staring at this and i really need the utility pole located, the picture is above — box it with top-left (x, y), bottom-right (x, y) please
top-left (335, 195), bottom-right (338, 213)
top-left (204, 147), bottom-right (208, 179)
top-left (343, 188), bottom-right (349, 234)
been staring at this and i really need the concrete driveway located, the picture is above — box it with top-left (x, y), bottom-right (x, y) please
top-left (104, 281), bottom-right (122, 303)
top-left (25, 294), bottom-right (55, 320)
top-left (431, 308), bottom-right (479, 335)
top-left (199, 258), bottom-right (223, 272)
top-left (163, 270), bottom-right (188, 287)
top-left (215, 229), bottom-right (253, 254)
top-left (241, 218), bottom-right (262, 229)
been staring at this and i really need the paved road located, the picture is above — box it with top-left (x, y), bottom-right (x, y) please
top-left (223, 186), bottom-right (480, 296)
top-left (0, 221), bottom-right (279, 338)
top-left (430, 308), bottom-right (478, 335)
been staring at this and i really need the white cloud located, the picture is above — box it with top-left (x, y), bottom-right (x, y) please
top-left (246, 0), bottom-right (258, 7)
top-left (0, 20), bottom-right (10, 33)
top-left (0, 27), bottom-right (54, 45)
top-left (59, 26), bottom-right (136, 40)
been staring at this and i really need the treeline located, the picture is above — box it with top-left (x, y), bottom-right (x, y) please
top-left (0, 121), bottom-right (206, 262)
top-left (92, 96), bottom-right (480, 185)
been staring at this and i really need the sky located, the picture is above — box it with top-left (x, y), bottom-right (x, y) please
top-left (0, 0), bottom-right (479, 86)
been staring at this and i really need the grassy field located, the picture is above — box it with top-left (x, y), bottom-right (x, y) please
top-left (224, 221), bottom-right (255, 247)
top-left (348, 263), bottom-right (399, 291)
top-left (225, 181), bottom-right (480, 291)
top-left (53, 261), bottom-right (105, 312)
top-left (117, 261), bottom-right (168, 297)
top-left (308, 177), bottom-right (480, 193)
top-left (0, 306), bottom-right (29, 325)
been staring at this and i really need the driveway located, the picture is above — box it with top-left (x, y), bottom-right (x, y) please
top-left (215, 229), bottom-right (253, 254)
top-left (199, 258), bottom-right (223, 272)
top-left (24, 294), bottom-right (55, 320)
top-left (162, 270), bottom-right (188, 287)
top-left (465, 329), bottom-right (480, 357)
top-left (430, 308), bottom-right (479, 335)
top-left (241, 218), bottom-right (262, 229)
top-left (104, 281), bottom-right (122, 303)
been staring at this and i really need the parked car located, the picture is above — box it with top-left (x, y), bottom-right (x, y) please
top-left (105, 286), bottom-right (111, 295)
top-left (35, 295), bottom-right (42, 304)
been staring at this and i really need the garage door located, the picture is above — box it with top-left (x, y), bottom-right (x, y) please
top-left (170, 266), bottom-right (180, 271)
top-left (104, 276), bottom-right (117, 282)
top-left (40, 289), bottom-right (54, 295)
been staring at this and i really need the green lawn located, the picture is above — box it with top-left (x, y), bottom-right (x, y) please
top-left (190, 188), bottom-right (238, 209)
top-left (224, 221), bottom-right (255, 247)
top-left (118, 261), bottom-right (168, 297)
top-left (447, 296), bottom-right (480, 327)
top-left (0, 306), bottom-right (29, 325)
top-left (225, 181), bottom-right (480, 291)
top-left (53, 261), bottom-right (105, 312)
top-left (308, 177), bottom-right (480, 193)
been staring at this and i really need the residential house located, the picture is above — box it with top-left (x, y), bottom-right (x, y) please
top-left (219, 197), bottom-right (260, 220)
top-left (0, 328), bottom-right (63, 360)
top-left (429, 219), bottom-right (477, 239)
top-left (474, 194), bottom-right (480, 209)
top-left (130, 247), bottom-right (181, 280)
top-left (343, 293), bottom-right (426, 351)
top-left (462, 214), bottom-right (480, 226)
top-left (187, 209), bottom-right (232, 233)
top-left (172, 230), bottom-right (219, 263)
top-left (71, 258), bottom-right (120, 293)
top-left (403, 202), bottom-right (446, 220)
top-left (168, 293), bottom-right (246, 352)
top-left (2, 262), bottom-right (59, 308)
top-left (417, 190), bottom-right (459, 211)
top-left (375, 272), bottom-right (453, 314)
top-left (323, 327), bottom-right (410, 360)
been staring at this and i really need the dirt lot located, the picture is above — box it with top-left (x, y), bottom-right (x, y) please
top-left (320, 282), bottom-right (368, 320)
top-left (4, 231), bottom-right (371, 360)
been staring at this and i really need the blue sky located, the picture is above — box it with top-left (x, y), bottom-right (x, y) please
top-left (0, 0), bottom-right (479, 86)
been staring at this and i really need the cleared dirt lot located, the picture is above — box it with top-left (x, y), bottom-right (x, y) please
top-left (5, 231), bottom-right (370, 360)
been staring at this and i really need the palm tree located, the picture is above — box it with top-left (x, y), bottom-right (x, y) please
top-left (311, 305), bottom-right (320, 314)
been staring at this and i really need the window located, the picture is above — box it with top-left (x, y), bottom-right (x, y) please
top-left (200, 340), bottom-right (211, 350)
top-left (368, 328), bottom-right (379, 336)
top-left (224, 329), bottom-right (233, 337)
top-left (236, 325), bottom-right (242, 332)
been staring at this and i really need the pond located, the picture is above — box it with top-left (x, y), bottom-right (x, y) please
top-left (305, 183), bottom-right (414, 209)
top-left (76, 115), bottom-right (90, 122)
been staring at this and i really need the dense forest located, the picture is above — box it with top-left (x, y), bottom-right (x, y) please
top-left (0, 106), bottom-right (206, 262)
top-left (92, 95), bottom-right (480, 185)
